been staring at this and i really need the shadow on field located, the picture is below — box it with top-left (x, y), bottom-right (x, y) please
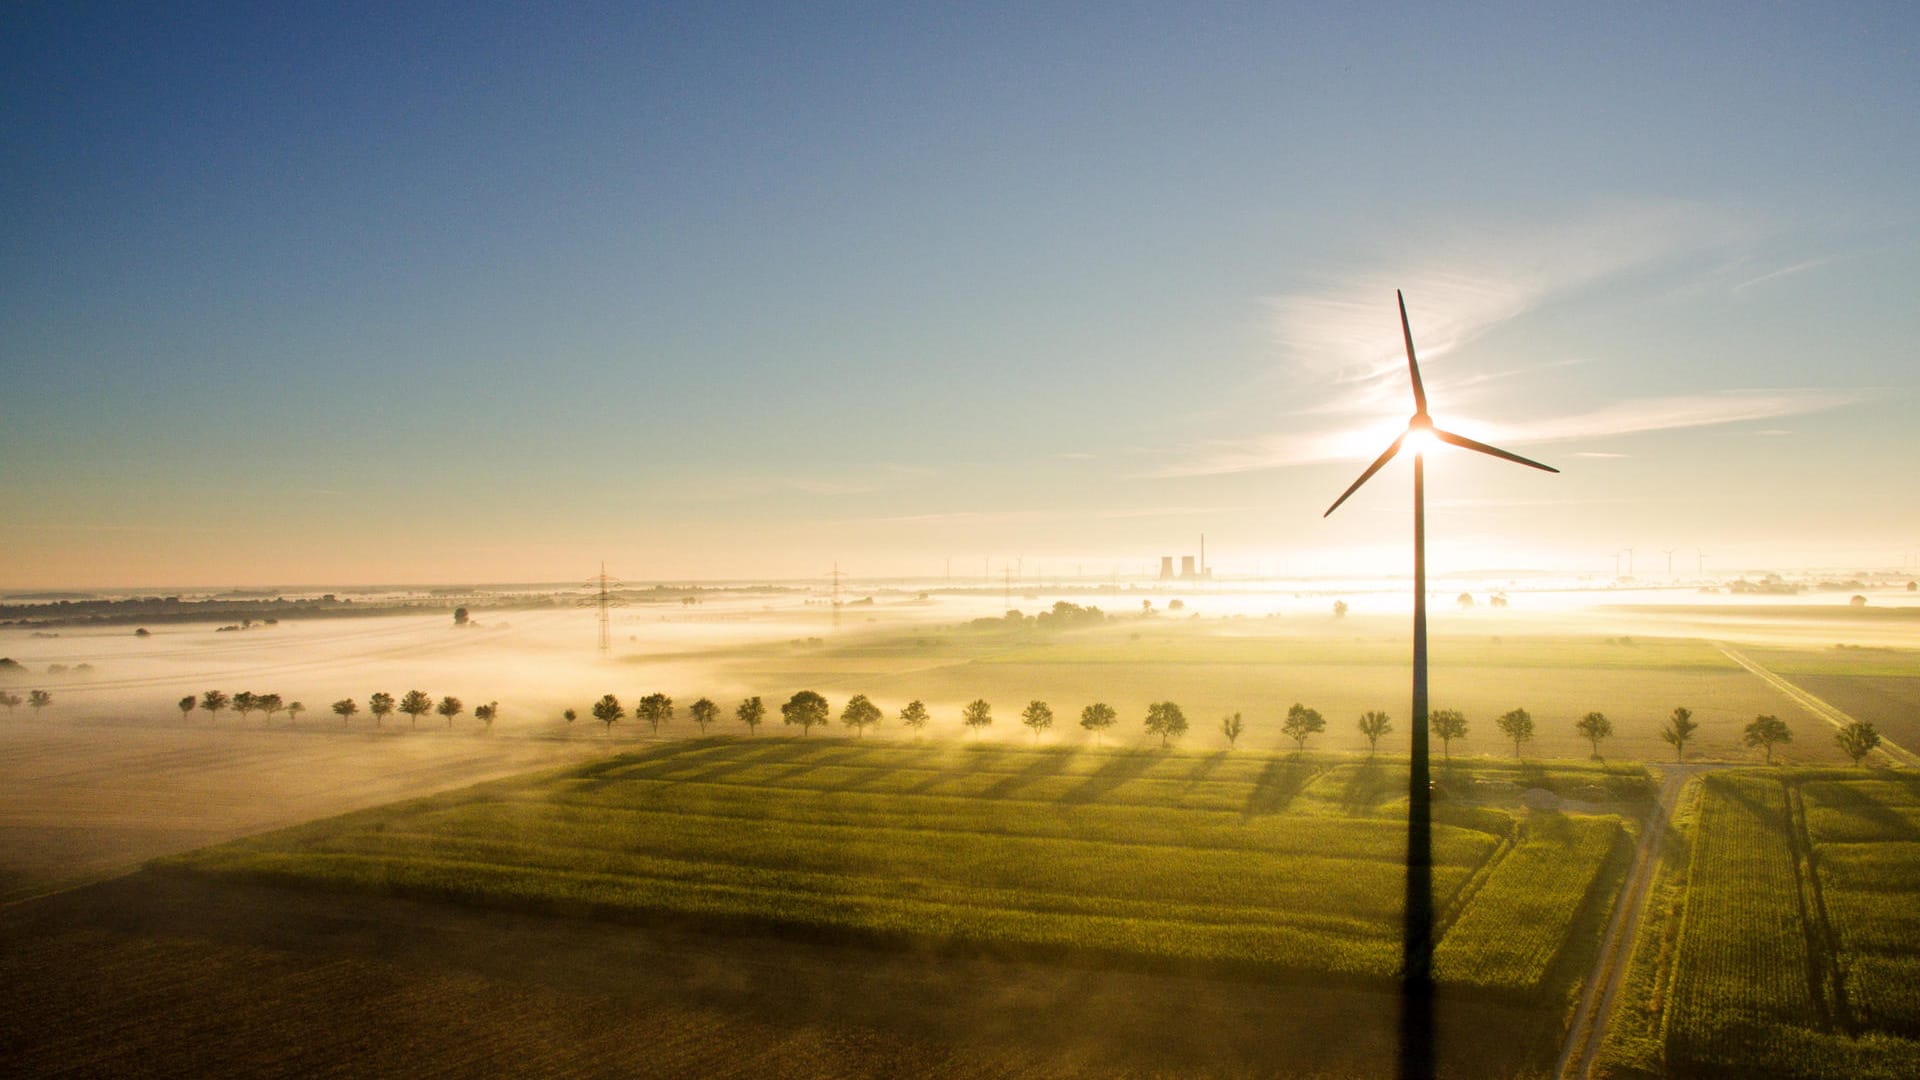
top-left (0, 871), bottom-right (1562, 1079)
top-left (1061, 750), bottom-right (1157, 804)
top-left (1244, 755), bottom-right (1320, 816)
top-left (823, 745), bottom-right (945, 793)
top-left (1806, 777), bottom-right (1920, 840)
top-left (981, 747), bottom-right (1079, 799)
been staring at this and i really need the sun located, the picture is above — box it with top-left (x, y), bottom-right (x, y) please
top-left (1403, 426), bottom-right (1438, 455)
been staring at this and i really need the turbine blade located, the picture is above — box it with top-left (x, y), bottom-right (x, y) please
top-left (1431, 428), bottom-right (1560, 473)
top-left (1398, 290), bottom-right (1427, 415)
top-left (1324, 433), bottom-right (1407, 517)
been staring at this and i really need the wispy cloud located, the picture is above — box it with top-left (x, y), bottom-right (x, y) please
top-left (1731, 256), bottom-right (1836, 294)
top-left (1152, 389), bottom-right (1852, 477)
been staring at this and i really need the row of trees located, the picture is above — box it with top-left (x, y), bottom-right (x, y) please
top-left (184, 690), bottom-right (499, 730)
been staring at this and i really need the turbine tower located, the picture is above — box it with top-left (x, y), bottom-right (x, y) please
top-left (1322, 291), bottom-right (1557, 1079)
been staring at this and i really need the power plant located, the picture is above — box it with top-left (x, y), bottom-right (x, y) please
top-left (1158, 536), bottom-right (1212, 580)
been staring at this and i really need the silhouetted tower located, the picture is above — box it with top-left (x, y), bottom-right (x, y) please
top-left (829, 563), bottom-right (844, 608)
top-left (585, 563), bottom-right (623, 656)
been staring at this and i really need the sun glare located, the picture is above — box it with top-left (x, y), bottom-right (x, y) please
top-left (1404, 427), bottom-right (1437, 455)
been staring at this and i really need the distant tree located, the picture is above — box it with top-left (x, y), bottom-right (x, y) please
top-left (1358, 710), bottom-right (1393, 755)
top-left (563, 708), bottom-right (577, 724)
top-left (962, 698), bottom-right (993, 737)
top-left (232, 691), bottom-right (259, 721)
top-left (201, 689), bottom-right (229, 722)
top-left (286, 700), bottom-right (305, 725)
top-left (783, 690), bottom-right (830, 736)
top-left (842, 694), bottom-right (883, 738)
top-left (369, 692), bottom-right (396, 728)
top-left (135, 627), bottom-right (151, 637)
top-left (0, 691), bottom-right (21, 715)
top-left (1220, 712), bottom-right (1245, 748)
top-left (1835, 721), bottom-right (1881, 766)
top-left (689, 697), bottom-right (719, 734)
top-left (1661, 706), bottom-right (1698, 762)
top-left (1429, 709), bottom-right (1468, 760)
top-left (453, 606), bottom-right (470, 625)
top-left (1021, 700), bottom-right (1054, 741)
top-left (1145, 702), bottom-right (1188, 747)
top-left (1576, 711), bottom-right (1614, 759)
top-left (1457, 593), bottom-right (1475, 610)
top-left (736, 696), bottom-right (765, 735)
top-left (591, 694), bottom-right (623, 733)
top-left (1080, 702), bottom-right (1117, 745)
top-left (637, 693), bottom-right (674, 734)
top-left (1743, 714), bottom-right (1791, 763)
top-left (474, 701), bottom-right (498, 730)
top-left (28, 689), bottom-right (52, 713)
top-left (1496, 708), bottom-right (1535, 759)
top-left (1282, 703), bottom-right (1326, 750)
top-left (258, 693), bottom-right (285, 724)
top-left (436, 696), bottom-right (463, 727)
top-left (899, 699), bottom-right (930, 736)
top-left (1332, 600), bottom-right (1349, 618)
top-left (398, 690), bottom-right (433, 728)
top-left (178, 695), bottom-right (197, 723)
top-left (332, 698), bottom-right (359, 725)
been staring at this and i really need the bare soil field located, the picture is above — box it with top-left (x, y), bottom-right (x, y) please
top-left (0, 870), bottom-right (1554, 1079)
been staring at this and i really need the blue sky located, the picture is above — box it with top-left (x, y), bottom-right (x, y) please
top-left (3, 4), bottom-right (1916, 587)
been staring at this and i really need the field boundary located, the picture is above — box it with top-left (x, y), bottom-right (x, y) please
top-left (1713, 643), bottom-right (1919, 767)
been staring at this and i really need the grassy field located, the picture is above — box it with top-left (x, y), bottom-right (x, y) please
top-left (1595, 768), bottom-right (1920, 1079)
top-left (162, 738), bottom-right (1641, 1002)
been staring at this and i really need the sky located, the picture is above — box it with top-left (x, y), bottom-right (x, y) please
top-left (4, 3), bottom-right (1917, 589)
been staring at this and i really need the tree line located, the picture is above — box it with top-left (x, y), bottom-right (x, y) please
top-left (146, 686), bottom-right (1890, 765)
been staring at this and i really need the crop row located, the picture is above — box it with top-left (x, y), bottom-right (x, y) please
top-left (1431, 813), bottom-right (1621, 993)
top-left (1665, 774), bottom-right (1817, 1065)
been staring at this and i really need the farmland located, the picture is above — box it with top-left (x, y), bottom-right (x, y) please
top-left (1594, 769), bottom-right (1920, 1079)
top-left (160, 739), bottom-right (1641, 1002)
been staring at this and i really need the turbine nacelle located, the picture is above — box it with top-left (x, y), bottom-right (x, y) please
top-left (1324, 290), bottom-right (1557, 518)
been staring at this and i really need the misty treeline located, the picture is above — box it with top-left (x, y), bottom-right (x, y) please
top-left (149, 685), bottom-right (1884, 765)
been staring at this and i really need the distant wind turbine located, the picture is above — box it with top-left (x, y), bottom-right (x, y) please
top-left (1322, 290), bottom-right (1557, 1080)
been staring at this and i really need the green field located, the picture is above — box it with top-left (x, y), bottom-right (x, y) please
top-left (1596, 769), bottom-right (1920, 1080)
top-left (161, 738), bottom-right (1640, 1001)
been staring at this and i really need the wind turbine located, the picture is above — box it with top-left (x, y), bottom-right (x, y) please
top-left (1322, 290), bottom-right (1557, 1080)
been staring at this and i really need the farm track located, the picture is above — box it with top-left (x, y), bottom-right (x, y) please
top-left (1556, 765), bottom-right (1704, 1080)
top-left (1714, 642), bottom-right (1919, 767)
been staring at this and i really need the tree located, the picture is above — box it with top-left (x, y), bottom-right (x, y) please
top-left (1145, 702), bottom-right (1188, 747)
top-left (783, 690), bottom-right (829, 736)
top-left (837, 694), bottom-right (880, 737)
top-left (1281, 703), bottom-right (1326, 750)
top-left (1662, 706), bottom-right (1698, 762)
top-left (258, 693), bottom-right (285, 724)
top-left (1021, 700), bottom-right (1054, 741)
top-left (369, 692), bottom-right (395, 727)
top-left (332, 698), bottom-right (359, 725)
top-left (592, 694), bottom-right (624, 733)
top-left (436, 696), bottom-right (463, 727)
top-left (899, 699), bottom-right (929, 736)
top-left (1079, 702), bottom-right (1117, 745)
top-left (474, 701), bottom-right (498, 730)
top-left (736, 696), bottom-right (765, 735)
top-left (962, 698), bottom-right (993, 737)
top-left (1576, 711), bottom-right (1614, 759)
top-left (1357, 710), bottom-right (1393, 755)
top-left (1332, 600), bottom-right (1349, 618)
top-left (1429, 709), bottom-right (1467, 760)
top-left (286, 700), bottom-right (305, 725)
top-left (177, 695), bottom-right (196, 723)
top-left (689, 697), bottom-right (719, 734)
top-left (1835, 721), bottom-right (1881, 766)
top-left (0, 691), bottom-right (21, 715)
top-left (1743, 714), bottom-right (1791, 763)
top-left (399, 690), bottom-right (433, 728)
top-left (232, 691), bottom-right (259, 721)
top-left (201, 689), bottom-right (229, 722)
top-left (1220, 712), bottom-right (1245, 748)
top-left (28, 689), bottom-right (52, 713)
top-left (637, 693), bottom-right (674, 734)
top-left (563, 708), bottom-right (577, 724)
top-left (1496, 708), bottom-right (1535, 758)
